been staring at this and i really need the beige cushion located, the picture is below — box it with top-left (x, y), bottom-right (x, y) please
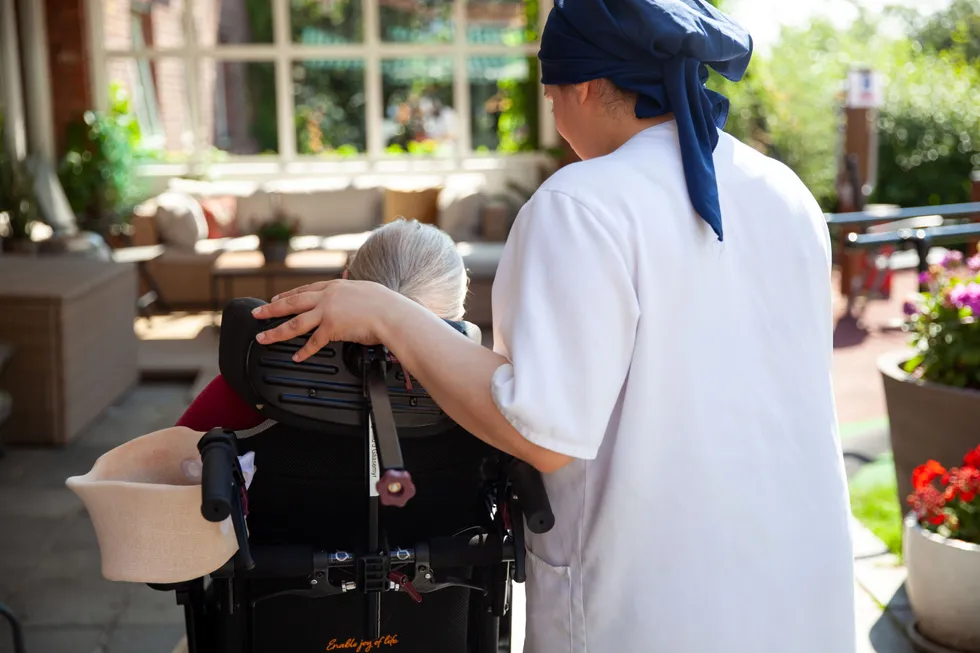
top-left (234, 190), bottom-right (276, 233)
top-left (439, 191), bottom-right (485, 242)
top-left (168, 177), bottom-right (258, 198)
top-left (153, 192), bottom-right (209, 251)
top-left (384, 187), bottom-right (442, 225)
top-left (279, 187), bottom-right (384, 236)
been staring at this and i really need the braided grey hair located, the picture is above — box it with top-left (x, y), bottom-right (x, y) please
top-left (346, 219), bottom-right (469, 321)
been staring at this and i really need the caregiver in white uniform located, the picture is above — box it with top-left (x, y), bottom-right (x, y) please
top-left (252, 0), bottom-right (857, 651)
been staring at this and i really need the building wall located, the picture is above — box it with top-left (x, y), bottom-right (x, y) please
top-left (44, 0), bottom-right (90, 155)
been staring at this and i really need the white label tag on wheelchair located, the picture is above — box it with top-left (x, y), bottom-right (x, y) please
top-left (368, 414), bottom-right (380, 497)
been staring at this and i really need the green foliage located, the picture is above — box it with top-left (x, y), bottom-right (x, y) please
top-left (294, 62), bottom-right (367, 155)
top-left (58, 84), bottom-right (145, 229)
top-left (889, 0), bottom-right (980, 62)
top-left (849, 454), bottom-right (904, 557)
top-left (495, 60), bottom-right (540, 153)
top-left (873, 46), bottom-right (980, 206)
top-left (0, 115), bottom-right (41, 241)
top-left (904, 255), bottom-right (980, 391)
top-left (709, 7), bottom-right (980, 211)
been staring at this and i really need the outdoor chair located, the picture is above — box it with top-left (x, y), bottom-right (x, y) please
top-left (149, 297), bottom-right (554, 653)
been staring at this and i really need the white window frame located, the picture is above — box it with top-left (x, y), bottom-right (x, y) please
top-left (84, 0), bottom-right (557, 177)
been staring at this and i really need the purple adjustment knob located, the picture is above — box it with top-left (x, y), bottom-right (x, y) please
top-left (377, 469), bottom-right (416, 507)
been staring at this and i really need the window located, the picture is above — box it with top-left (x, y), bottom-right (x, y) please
top-left (88, 0), bottom-right (552, 166)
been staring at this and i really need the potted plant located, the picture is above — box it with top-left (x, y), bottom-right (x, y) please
top-left (254, 210), bottom-right (298, 264)
top-left (0, 121), bottom-right (41, 254)
top-left (880, 251), bottom-right (980, 514)
top-left (58, 85), bottom-right (144, 239)
top-left (904, 446), bottom-right (980, 652)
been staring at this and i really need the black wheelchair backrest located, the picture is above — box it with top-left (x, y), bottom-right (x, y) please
top-left (219, 297), bottom-right (480, 435)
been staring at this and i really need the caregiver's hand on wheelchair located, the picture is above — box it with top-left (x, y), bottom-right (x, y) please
top-left (253, 278), bottom-right (400, 357)
top-left (250, 262), bottom-right (574, 476)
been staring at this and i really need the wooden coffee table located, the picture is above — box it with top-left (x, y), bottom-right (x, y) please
top-left (210, 249), bottom-right (349, 326)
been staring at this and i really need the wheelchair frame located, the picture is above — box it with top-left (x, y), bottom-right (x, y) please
top-left (151, 299), bottom-right (555, 653)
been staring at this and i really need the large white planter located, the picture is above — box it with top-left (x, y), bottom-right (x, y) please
top-left (905, 512), bottom-right (980, 652)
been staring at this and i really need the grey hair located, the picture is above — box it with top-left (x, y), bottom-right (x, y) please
top-left (347, 219), bottom-right (469, 321)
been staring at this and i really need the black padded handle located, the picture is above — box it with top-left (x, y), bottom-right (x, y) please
top-left (198, 429), bottom-right (236, 523)
top-left (509, 460), bottom-right (555, 534)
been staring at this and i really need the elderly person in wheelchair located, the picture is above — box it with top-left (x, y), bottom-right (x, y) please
top-left (68, 218), bottom-right (547, 653)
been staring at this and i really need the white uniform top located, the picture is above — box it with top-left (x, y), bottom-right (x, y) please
top-left (490, 121), bottom-right (856, 653)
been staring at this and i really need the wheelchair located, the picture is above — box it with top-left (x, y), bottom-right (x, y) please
top-left (149, 298), bottom-right (555, 653)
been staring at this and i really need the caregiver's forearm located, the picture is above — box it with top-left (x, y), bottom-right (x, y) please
top-left (375, 294), bottom-right (572, 474)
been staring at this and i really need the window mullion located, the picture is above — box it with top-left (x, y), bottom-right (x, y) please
top-left (364, 0), bottom-right (383, 161)
top-left (452, 0), bottom-right (470, 161)
top-left (537, 0), bottom-right (557, 148)
top-left (274, 0), bottom-right (297, 164)
top-left (184, 0), bottom-right (204, 170)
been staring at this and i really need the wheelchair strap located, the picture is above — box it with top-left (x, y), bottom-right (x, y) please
top-left (233, 419), bottom-right (277, 439)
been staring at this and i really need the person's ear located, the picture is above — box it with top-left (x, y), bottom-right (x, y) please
top-left (573, 82), bottom-right (591, 105)
top-left (342, 269), bottom-right (349, 280)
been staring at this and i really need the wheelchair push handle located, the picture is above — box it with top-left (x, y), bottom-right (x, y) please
top-left (198, 429), bottom-right (237, 522)
top-left (198, 429), bottom-right (256, 570)
top-left (509, 460), bottom-right (556, 534)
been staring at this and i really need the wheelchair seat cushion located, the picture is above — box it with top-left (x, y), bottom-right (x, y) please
top-left (66, 426), bottom-right (240, 584)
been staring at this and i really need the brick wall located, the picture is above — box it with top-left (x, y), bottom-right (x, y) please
top-left (44, 0), bottom-right (91, 155)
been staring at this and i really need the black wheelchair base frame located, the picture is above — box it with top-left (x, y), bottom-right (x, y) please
top-left (158, 307), bottom-right (555, 653)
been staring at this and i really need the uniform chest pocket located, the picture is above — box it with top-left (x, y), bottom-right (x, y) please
top-left (523, 549), bottom-right (585, 653)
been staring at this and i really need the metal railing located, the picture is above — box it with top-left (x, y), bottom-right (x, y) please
top-left (826, 201), bottom-right (980, 227)
top-left (827, 201), bottom-right (980, 297)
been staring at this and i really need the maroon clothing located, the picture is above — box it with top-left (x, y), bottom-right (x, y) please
top-left (177, 374), bottom-right (264, 432)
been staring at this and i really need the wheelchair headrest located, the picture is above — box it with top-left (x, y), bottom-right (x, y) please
top-left (218, 298), bottom-right (481, 433)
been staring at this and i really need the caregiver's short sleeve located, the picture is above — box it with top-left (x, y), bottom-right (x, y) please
top-left (490, 189), bottom-right (640, 460)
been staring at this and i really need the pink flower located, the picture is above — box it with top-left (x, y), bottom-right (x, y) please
top-left (949, 283), bottom-right (980, 314)
top-left (943, 251), bottom-right (965, 268)
top-left (968, 255), bottom-right (980, 272)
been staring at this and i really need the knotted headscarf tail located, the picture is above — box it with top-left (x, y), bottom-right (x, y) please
top-left (538, 0), bottom-right (753, 242)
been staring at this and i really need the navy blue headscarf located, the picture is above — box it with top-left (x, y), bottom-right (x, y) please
top-left (539, 0), bottom-right (753, 241)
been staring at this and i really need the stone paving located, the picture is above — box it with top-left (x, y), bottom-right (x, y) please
top-left (0, 384), bottom-right (190, 653)
top-left (0, 270), bottom-right (923, 652)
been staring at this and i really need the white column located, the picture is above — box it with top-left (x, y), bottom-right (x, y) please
top-left (0, 0), bottom-right (28, 160)
top-left (18, 0), bottom-right (56, 161)
top-left (184, 0), bottom-right (204, 170)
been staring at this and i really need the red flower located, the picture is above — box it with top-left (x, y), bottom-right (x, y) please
top-left (909, 485), bottom-right (946, 523)
top-left (929, 514), bottom-right (946, 526)
top-left (913, 460), bottom-right (947, 490)
top-left (964, 446), bottom-right (980, 469)
top-left (943, 466), bottom-right (980, 503)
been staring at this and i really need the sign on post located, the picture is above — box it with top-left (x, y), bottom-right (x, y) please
top-left (847, 68), bottom-right (883, 109)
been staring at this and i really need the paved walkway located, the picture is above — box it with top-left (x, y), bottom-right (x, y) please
top-left (0, 270), bottom-right (922, 652)
top-left (0, 384), bottom-right (189, 653)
